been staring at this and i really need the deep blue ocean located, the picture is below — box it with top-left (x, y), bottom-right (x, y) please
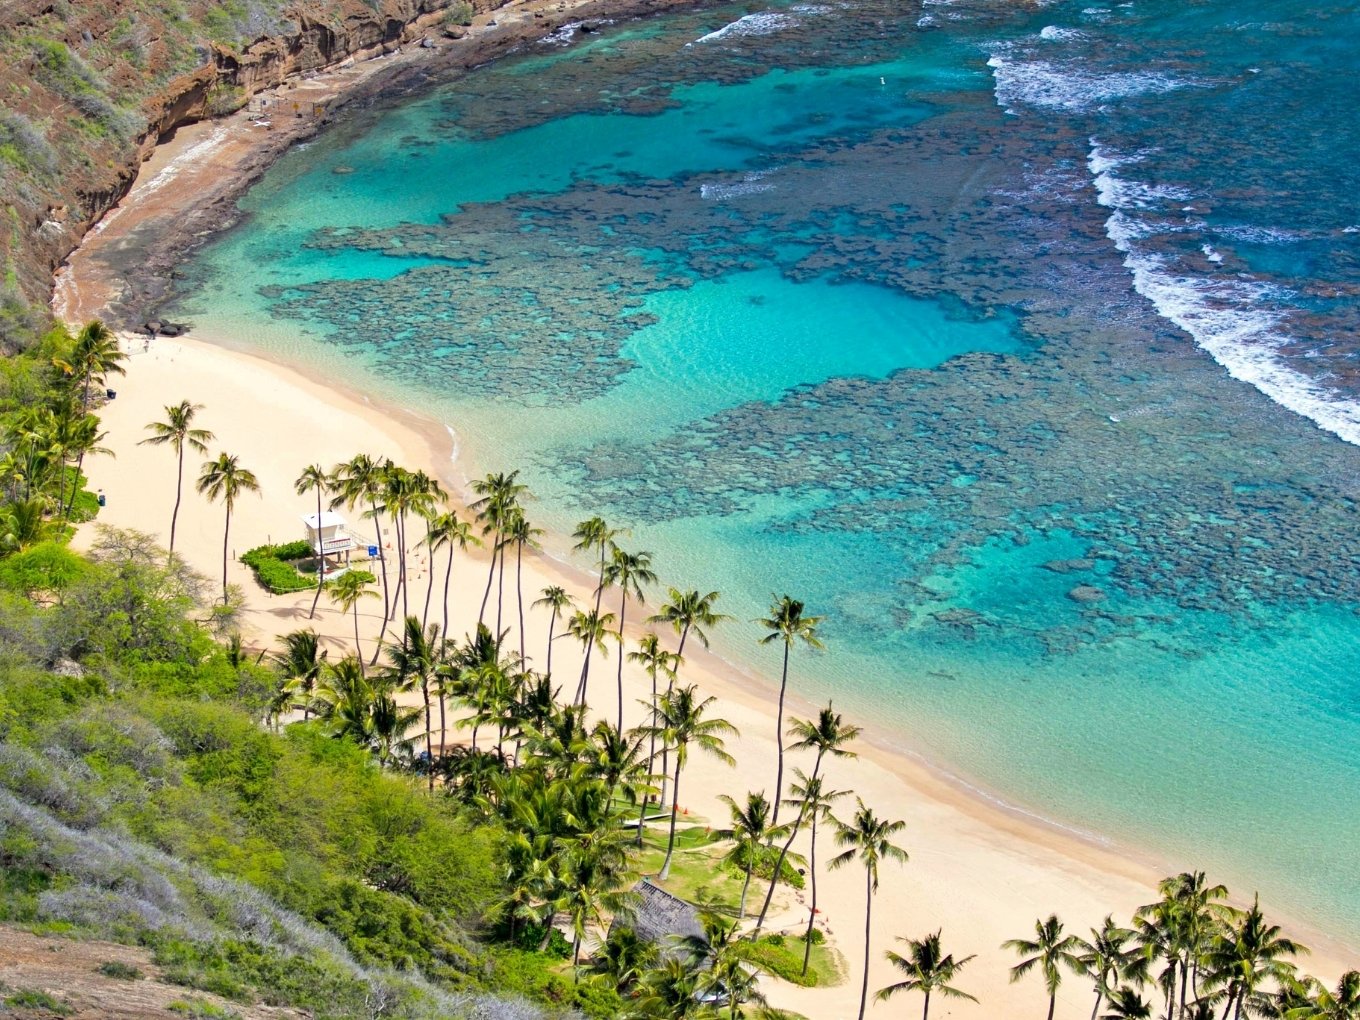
top-left (172, 0), bottom-right (1360, 942)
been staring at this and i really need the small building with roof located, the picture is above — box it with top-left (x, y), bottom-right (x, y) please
top-left (302, 511), bottom-right (356, 572)
top-left (615, 879), bottom-right (707, 959)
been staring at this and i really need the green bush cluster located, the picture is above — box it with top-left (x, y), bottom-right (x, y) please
top-left (241, 544), bottom-right (317, 594)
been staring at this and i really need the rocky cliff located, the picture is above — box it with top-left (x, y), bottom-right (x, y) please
top-left (0, 0), bottom-right (487, 347)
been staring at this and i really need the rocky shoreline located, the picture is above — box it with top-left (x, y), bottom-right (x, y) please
top-left (54, 0), bottom-right (706, 331)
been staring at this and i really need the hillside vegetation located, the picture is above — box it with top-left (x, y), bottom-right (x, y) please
top-left (0, 0), bottom-right (474, 346)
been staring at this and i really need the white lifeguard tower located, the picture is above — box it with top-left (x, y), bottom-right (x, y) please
top-left (302, 511), bottom-right (355, 575)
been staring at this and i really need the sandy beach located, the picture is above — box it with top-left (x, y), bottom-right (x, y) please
top-left (51, 15), bottom-right (1355, 1017)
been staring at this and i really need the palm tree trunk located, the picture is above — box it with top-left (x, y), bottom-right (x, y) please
top-left (546, 611), bottom-right (557, 677)
top-left (576, 638), bottom-right (591, 706)
top-left (857, 868), bottom-right (872, 1020)
top-left (221, 508), bottom-right (231, 601)
top-left (442, 546), bottom-right (454, 644)
top-left (538, 911), bottom-right (557, 951)
top-left (755, 803), bottom-right (804, 932)
top-left (772, 641), bottom-right (790, 827)
top-left (516, 541), bottom-right (526, 664)
top-left (1091, 987), bottom-right (1103, 1020)
top-left (397, 513), bottom-right (410, 623)
top-left (369, 497), bottom-right (392, 666)
top-left (353, 604), bottom-right (364, 672)
top-left (738, 860), bottom-right (752, 918)
top-left (422, 541), bottom-right (436, 629)
top-left (802, 815), bottom-right (819, 976)
top-left (923, 990), bottom-right (931, 1020)
top-left (478, 538), bottom-right (498, 626)
top-left (495, 542), bottom-right (506, 636)
top-left (309, 487), bottom-right (325, 619)
top-left (615, 595), bottom-right (628, 732)
top-left (422, 680), bottom-right (434, 793)
top-left (170, 444), bottom-right (185, 554)
top-left (659, 755), bottom-right (682, 881)
top-left (1047, 991), bottom-right (1057, 1020)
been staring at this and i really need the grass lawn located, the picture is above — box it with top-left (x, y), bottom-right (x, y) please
top-left (746, 933), bottom-right (847, 988)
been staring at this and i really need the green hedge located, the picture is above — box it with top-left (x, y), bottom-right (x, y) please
top-left (240, 545), bottom-right (316, 594)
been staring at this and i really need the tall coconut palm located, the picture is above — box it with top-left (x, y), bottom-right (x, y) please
top-left (58, 412), bottom-right (112, 519)
top-left (423, 510), bottom-right (479, 637)
top-left (567, 607), bottom-right (614, 707)
top-left (504, 508), bottom-right (542, 663)
top-left (601, 545), bottom-right (656, 731)
top-left (627, 632), bottom-right (679, 813)
top-left (785, 770), bottom-right (847, 977)
top-left (716, 791), bottom-right (775, 919)
top-left (327, 569), bottom-right (378, 667)
top-left (533, 585), bottom-right (574, 676)
top-left (572, 516), bottom-right (622, 669)
top-left (758, 595), bottom-right (824, 826)
top-left (754, 701), bottom-right (862, 931)
top-left (1136, 870), bottom-right (1235, 1018)
top-left (1081, 915), bottom-right (1147, 1020)
top-left (139, 401), bottom-right (213, 555)
top-left (877, 930), bottom-right (978, 1020)
top-left (63, 320), bottom-right (125, 412)
top-left (1004, 915), bottom-right (1089, 1020)
top-left (829, 797), bottom-right (910, 1020)
top-left (644, 683), bottom-right (736, 881)
top-left (471, 470), bottom-right (526, 627)
top-left (1203, 896), bottom-right (1305, 1020)
top-left (331, 454), bottom-right (394, 657)
top-left (295, 464), bottom-right (332, 619)
top-left (196, 452), bottom-right (260, 601)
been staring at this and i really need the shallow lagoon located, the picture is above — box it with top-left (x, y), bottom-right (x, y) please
top-left (174, 0), bottom-right (1360, 941)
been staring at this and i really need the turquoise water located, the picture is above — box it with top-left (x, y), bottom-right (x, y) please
top-left (173, 0), bottom-right (1360, 942)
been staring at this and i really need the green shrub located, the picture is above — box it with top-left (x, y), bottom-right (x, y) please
top-left (241, 545), bottom-right (316, 594)
top-left (97, 960), bottom-right (144, 980)
top-left (4, 986), bottom-right (73, 1014)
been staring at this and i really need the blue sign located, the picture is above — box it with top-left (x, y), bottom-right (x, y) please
top-left (367, 545), bottom-right (378, 557)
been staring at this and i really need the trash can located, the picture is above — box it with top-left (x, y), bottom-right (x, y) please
top-left (97, 493), bottom-right (106, 507)
top-left (106, 389), bottom-right (116, 399)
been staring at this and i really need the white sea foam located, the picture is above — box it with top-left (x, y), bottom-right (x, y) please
top-left (540, 21), bottom-right (583, 45)
top-left (1217, 224), bottom-right (1301, 245)
top-left (1039, 25), bottom-right (1087, 41)
top-left (1202, 243), bottom-right (1224, 264)
top-left (987, 52), bottom-right (1193, 115)
top-left (1088, 140), bottom-right (1360, 447)
top-left (693, 11), bottom-right (798, 43)
top-left (700, 169), bottom-right (778, 201)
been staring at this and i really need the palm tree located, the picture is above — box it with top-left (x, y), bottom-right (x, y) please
top-left (1004, 915), bottom-right (1089, 1020)
top-left (758, 595), bottom-right (824, 826)
top-left (331, 454), bottom-right (394, 657)
top-left (680, 913), bottom-right (767, 1020)
top-left (566, 607), bottom-right (614, 707)
top-left (1288, 972), bottom-right (1360, 1019)
top-left (648, 587), bottom-right (726, 812)
top-left (327, 569), bottom-right (378, 667)
top-left (601, 545), bottom-right (656, 731)
top-left (196, 452), bottom-right (260, 601)
top-left (627, 632), bottom-right (679, 813)
top-left (385, 615), bottom-right (442, 791)
top-left (423, 509), bottom-right (479, 637)
top-left (471, 470), bottom-right (526, 627)
top-left (271, 628), bottom-right (328, 720)
top-left (572, 515), bottom-right (622, 673)
top-left (1102, 987), bottom-right (1154, 1020)
top-left (139, 401), bottom-right (213, 555)
top-left (829, 797), bottom-right (910, 1020)
top-left (754, 701), bottom-right (861, 931)
top-left (555, 826), bottom-right (639, 976)
top-left (533, 585), bottom-right (573, 676)
top-left (1081, 915), bottom-right (1147, 1020)
top-left (295, 464), bottom-right (332, 618)
top-left (504, 508), bottom-right (542, 663)
top-left (643, 684), bottom-right (736, 881)
top-left (877, 930), bottom-right (978, 1019)
top-left (63, 320), bottom-right (125, 412)
top-left (58, 412), bottom-right (112, 519)
top-left (786, 770), bottom-right (847, 977)
top-left (1203, 896), bottom-right (1305, 1020)
top-left (716, 790), bottom-right (774, 919)
top-left (1135, 871), bottom-right (1235, 1018)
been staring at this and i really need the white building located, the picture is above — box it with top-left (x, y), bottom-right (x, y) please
top-left (301, 511), bottom-right (355, 572)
